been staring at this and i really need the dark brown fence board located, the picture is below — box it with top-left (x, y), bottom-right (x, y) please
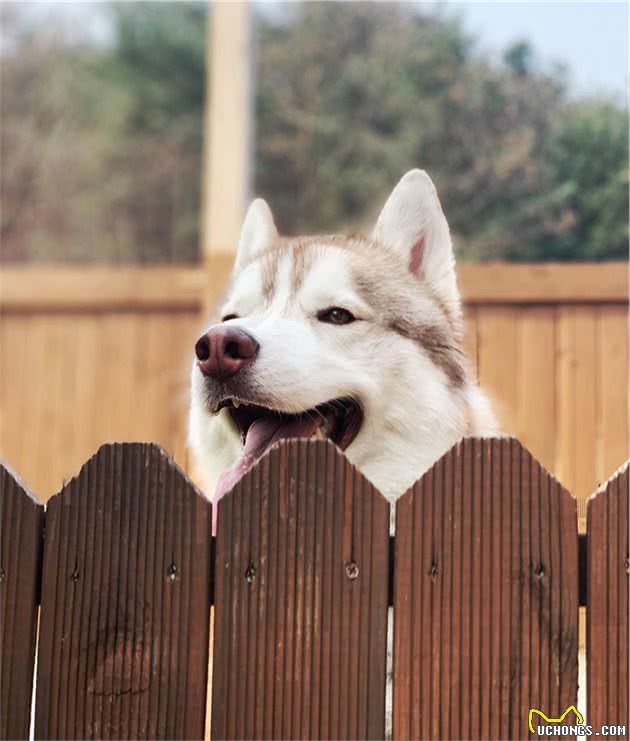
top-left (0, 464), bottom-right (44, 740)
top-left (211, 439), bottom-right (390, 740)
top-left (393, 437), bottom-right (579, 740)
top-left (34, 443), bottom-right (212, 740)
top-left (587, 461), bottom-right (629, 729)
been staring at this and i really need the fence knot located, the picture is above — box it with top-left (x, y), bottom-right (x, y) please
top-left (345, 561), bottom-right (359, 580)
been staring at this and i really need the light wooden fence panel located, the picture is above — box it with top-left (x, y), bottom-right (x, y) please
top-left (34, 443), bottom-right (212, 740)
top-left (587, 462), bottom-right (629, 730)
top-left (393, 437), bottom-right (579, 740)
top-left (0, 264), bottom-right (627, 522)
top-left (0, 464), bottom-right (44, 740)
top-left (211, 439), bottom-right (390, 740)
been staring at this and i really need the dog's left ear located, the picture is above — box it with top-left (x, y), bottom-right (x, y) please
top-left (234, 198), bottom-right (278, 272)
top-left (372, 169), bottom-right (460, 314)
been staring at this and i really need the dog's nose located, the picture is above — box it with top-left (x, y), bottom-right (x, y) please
top-left (195, 326), bottom-right (259, 380)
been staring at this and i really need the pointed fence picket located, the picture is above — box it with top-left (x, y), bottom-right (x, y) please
top-left (211, 439), bottom-right (390, 740)
top-left (0, 464), bottom-right (43, 740)
top-left (393, 438), bottom-right (579, 740)
top-left (33, 444), bottom-right (212, 741)
top-left (586, 462), bottom-right (629, 731)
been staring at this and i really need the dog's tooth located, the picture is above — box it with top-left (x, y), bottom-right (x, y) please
top-left (233, 399), bottom-right (240, 408)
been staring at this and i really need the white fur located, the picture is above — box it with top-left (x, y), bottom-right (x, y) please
top-left (373, 169), bottom-right (461, 322)
top-left (234, 198), bottom-right (278, 272)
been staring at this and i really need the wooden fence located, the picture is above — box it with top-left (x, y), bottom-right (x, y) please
top-left (1, 438), bottom-right (627, 740)
top-left (0, 262), bottom-right (628, 529)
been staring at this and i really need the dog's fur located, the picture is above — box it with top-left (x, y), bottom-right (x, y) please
top-left (189, 169), bottom-right (497, 506)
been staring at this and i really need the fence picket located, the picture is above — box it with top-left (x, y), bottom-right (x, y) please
top-left (34, 443), bottom-right (212, 740)
top-left (3, 435), bottom-right (627, 739)
top-left (586, 461), bottom-right (629, 729)
top-left (211, 439), bottom-right (390, 740)
top-left (0, 464), bottom-right (44, 740)
top-left (393, 437), bottom-right (579, 740)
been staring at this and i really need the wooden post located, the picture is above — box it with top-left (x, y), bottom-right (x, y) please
top-left (201, 1), bottom-right (253, 312)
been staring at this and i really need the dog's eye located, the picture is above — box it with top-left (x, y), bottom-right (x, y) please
top-left (221, 313), bottom-right (239, 322)
top-left (317, 307), bottom-right (356, 325)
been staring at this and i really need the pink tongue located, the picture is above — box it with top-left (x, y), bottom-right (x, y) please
top-left (213, 414), bottom-right (321, 534)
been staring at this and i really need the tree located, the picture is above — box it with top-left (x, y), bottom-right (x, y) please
top-left (1, 1), bottom-right (626, 263)
top-left (255, 2), bottom-right (566, 259)
top-left (535, 101), bottom-right (628, 261)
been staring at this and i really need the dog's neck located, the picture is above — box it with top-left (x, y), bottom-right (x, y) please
top-left (345, 378), bottom-right (497, 501)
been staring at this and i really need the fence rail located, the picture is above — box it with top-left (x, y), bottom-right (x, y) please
top-left (1, 438), bottom-right (628, 740)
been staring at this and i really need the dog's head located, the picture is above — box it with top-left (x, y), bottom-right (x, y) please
top-left (190, 170), bottom-right (473, 504)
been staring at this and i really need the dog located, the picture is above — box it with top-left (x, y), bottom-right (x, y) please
top-left (189, 169), bottom-right (498, 736)
top-left (189, 169), bottom-right (497, 525)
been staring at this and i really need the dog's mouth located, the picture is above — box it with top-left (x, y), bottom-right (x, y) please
top-left (214, 397), bottom-right (363, 511)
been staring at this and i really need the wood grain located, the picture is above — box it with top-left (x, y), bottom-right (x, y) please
top-left (597, 308), bottom-right (629, 481)
top-left (211, 439), bottom-right (390, 740)
top-left (557, 307), bottom-right (599, 521)
top-left (0, 267), bottom-right (205, 311)
top-left (393, 437), bottom-right (579, 740)
top-left (517, 307), bottom-right (557, 475)
top-left (586, 462), bottom-right (629, 730)
top-left (35, 443), bottom-right (212, 740)
top-left (0, 464), bottom-right (44, 740)
top-left (458, 261), bottom-right (628, 303)
top-left (1, 262), bottom-right (626, 310)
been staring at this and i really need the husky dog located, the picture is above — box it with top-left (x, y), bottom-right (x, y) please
top-left (189, 169), bottom-right (497, 527)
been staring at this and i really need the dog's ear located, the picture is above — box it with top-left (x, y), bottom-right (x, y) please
top-left (372, 169), bottom-right (460, 313)
top-left (234, 199), bottom-right (278, 272)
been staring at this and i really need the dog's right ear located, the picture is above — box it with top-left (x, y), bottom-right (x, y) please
top-left (234, 199), bottom-right (278, 272)
top-left (372, 169), bottom-right (460, 317)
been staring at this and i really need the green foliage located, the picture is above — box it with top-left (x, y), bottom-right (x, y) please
top-left (533, 102), bottom-right (628, 260)
top-left (99, 2), bottom-right (206, 132)
top-left (1, 1), bottom-right (627, 263)
top-left (255, 2), bottom-right (627, 261)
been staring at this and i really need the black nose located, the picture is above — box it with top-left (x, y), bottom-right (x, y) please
top-left (195, 326), bottom-right (259, 381)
